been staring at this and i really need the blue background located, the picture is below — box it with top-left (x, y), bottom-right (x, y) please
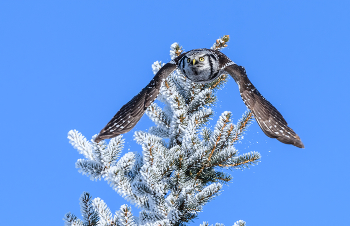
top-left (1, 1), bottom-right (349, 225)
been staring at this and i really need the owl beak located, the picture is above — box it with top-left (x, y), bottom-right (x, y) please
top-left (192, 59), bottom-right (196, 65)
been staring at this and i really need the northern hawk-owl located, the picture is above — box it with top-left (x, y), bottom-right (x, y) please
top-left (95, 49), bottom-right (304, 148)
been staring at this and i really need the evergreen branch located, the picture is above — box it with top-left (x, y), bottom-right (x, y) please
top-left (233, 220), bottom-right (246, 226)
top-left (164, 80), bottom-right (170, 89)
top-left (205, 74), bottom-right (229, 91)
top-left (92, 198), bottom-right (113, 226)
top-left (149, 126), bottom-right (170, 138)
top-left (162, 76), bottom-right (187, 112)
top-left (189, 83), bottom-right (205, 103)
top-left (214, 223), bottom-right (224, 226)
top-left (199, 221), bottom-right (245, 226)
top-left (168, 109), bottom-right (187, 147)
top-left (167, 208), bottom-right (182, 224)
top-left (64, 213), bottom-right (79, 226)
top-left (80, 192), bottom-right (99, 226)
top-left (156, 145), bottom-right (179, 178)
top-left (146, 102), bottom-right (171, 129)
top-left (209, 146), bottom-right (237, 168)
top-left (200, 222), bottom-right (209, 226)
top-left (214, 172), bottom-right (232, 183)
top-left (211, 35), bottom-right (230, 51)
top-left (68, 130), bottom-right (94, 160)
top-left (174, 96), bottom-right (182, 108)
top-left (231, 111), bottom-right (253, 144)
top-left (107, 153), bottom-right (148, 206)
top-left (195, 112), bottom-right (231, 179)
top-left (170, 42), bottom-right (184, 60)
top-left (185, 183), bottom-right (222, 214)
top-left (161, 77), bottom-right (177, 103)
top-left (188, 89), bottom-right (215, 113)
top-left (118, 204), bottom-right (136, 226)
top-left (200, 128), bottom-right (212, 144)
top-left (213, 123), bottom-right (234, 154)
top-left (191, 108), bottom-right (213, 128)
top-left (152, 61), bottom-right (164, 75)
top-left (103, 136), bottom-right (124, 166)
top-left (134, 131), bottom-right (164, 166)
top-left (149, 145), bottom-right (154, 165)
top-left (218, 151), bottom-right (261, 169)
top-left (172, 73), bottom-right (190, 100)
top-left (76, 159), bottom-right (105, 180)
top-left (114, 152), bottom-right (136, 174)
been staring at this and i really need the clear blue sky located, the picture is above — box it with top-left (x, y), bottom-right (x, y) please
top-left (1, 1), bottom-right (349, 225)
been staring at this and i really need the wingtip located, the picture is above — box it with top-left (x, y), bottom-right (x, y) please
top-left (94, 132), bottom-right (123, 143)
top-left (295, 141), bottom-right (305, 149)
top-left (294, 135), bottom-right (305, 148)
top-left (276, 134), bottom-right (304, 148)
top-left (94, 135), bottom-right (103, 143)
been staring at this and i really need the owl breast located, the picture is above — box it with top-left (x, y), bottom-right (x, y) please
top-left (178, 49), bottom-right (222, 84)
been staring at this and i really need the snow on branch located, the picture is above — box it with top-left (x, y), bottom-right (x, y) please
top-left (170, 42), bottom-right (184, 60)
top-left (233, 220), bottom-right (246, 226)
top-left (65, 193), bottom-right (138, 226)
top-left (68, 130), bottom-right (94, 160)
top-left (146, 103), bottom-right (171, 131)
top-left (231, 111), bottom-right (253, 144)
top-left (211, 35), bottom-right (230, 51)
top-left (152, 61), bottom-right (164, 75)
top-left (92, 198), bottom-right (113, 226)
top-left (118, 204), bottom-right (136, 226)
top-left (200, 221), bottom-right (246, 226)
top-left (64, 212), bottom-right (81, 226)
top-left (205, 74), bottom-right (229, 91)
top-left (80, 192), bottom-right (99, 226)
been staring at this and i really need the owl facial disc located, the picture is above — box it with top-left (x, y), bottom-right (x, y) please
top-left (178, 49), bottom-right (221, 84)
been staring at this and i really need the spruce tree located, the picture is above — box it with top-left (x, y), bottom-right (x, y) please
top-left (64, 36), bottom-right (260, 226)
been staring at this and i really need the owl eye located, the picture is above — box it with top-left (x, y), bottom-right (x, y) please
top-left (199, 57), bottom-right (204, 62)
top-left (187, 58), bottom-right (190, 63)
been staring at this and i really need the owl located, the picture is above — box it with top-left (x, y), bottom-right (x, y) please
top-left (95, 49), bottom-right (304, 148)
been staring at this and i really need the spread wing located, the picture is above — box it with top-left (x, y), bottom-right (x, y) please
top-left (224, 64), bottom-right (304, 148)
top-left (95, 63), bottom-right (177, 143)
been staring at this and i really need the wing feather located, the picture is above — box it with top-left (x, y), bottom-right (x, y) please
top-left (224, 64), bottom-right (304, 148)
top-left (95, 63), bottom-right (177, 142)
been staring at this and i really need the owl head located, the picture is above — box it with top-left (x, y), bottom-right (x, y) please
top-left (178, 49), bottom-right (221, 83)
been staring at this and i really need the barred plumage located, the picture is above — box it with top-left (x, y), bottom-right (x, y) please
top-left (95, 48), bottom-right (304, 148)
